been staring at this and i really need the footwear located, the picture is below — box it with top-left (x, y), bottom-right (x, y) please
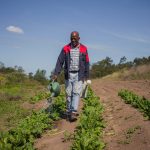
top-left (71, 111), bottom-right (79, 117)
top-left (69, 115), bottom-right (77, 122)
top-left (65, 110), bottom-right (71, 121)
top-left (69, 111), bottom-right (79, 122)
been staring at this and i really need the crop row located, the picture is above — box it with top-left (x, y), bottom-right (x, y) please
top-left (71, 87), bottom-right (105, 150)
top-left (0, 92), bottom-right (66, 150)
top-left (118, 89), bottom-right (150, 119)
top-left (30, 92), bottom-right (50, 104)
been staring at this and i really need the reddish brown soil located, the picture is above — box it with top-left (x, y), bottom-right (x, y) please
top-left (34, 79), bottom-right (150, 150)
top-left (92, 79), bottom-right (150, 150)
top-left (34, 119), bottom-right (77, 150)
top-left (34, 99), bottom-right (83, 150)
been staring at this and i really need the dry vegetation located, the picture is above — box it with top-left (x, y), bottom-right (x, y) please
top-left (102, 64), bottom-right (150, 80)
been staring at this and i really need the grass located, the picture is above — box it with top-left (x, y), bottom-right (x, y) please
top-left (0, 100), bottom-right (30, 131)
top-left (0, 73), bottom-right (46, 132)
top-left (102, 64), bottom-right (150, 80)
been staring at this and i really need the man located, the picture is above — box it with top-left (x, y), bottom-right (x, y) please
top-left (53, 31), bottom-right (90, 119)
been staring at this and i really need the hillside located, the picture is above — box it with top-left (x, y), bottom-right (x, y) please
top-left (0, 70), bottom-right (46, 131)
top-left (102, 64), bottom-right (150, 80)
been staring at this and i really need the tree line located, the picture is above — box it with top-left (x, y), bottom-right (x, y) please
top-left (90, 56), bottom-right (150, 78)
top-left (1, 55), bottom-right (150, 85)
top-left (0, 63), bottom-right (48, 85)
top-left (51, 55), bottom-right (150, 83)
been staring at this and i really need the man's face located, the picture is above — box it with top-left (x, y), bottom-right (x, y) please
top-left (70, 32), bottom-right (80, 47)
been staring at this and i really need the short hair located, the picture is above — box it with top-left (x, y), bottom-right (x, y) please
top-left (71, 31), bottom-right (79, 37)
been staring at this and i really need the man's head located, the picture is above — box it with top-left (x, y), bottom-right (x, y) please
top-left (70, 31), bottom-right (80, 47)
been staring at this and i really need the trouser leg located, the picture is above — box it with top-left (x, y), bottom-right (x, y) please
top-left (71, 80), bottom-right (83, 111)
top-left (66, 96), bottom-right (71, 111)
top-left (65, 80), bottom-right (72, 112)
top-left (71, 93), bottom-right (80, 111)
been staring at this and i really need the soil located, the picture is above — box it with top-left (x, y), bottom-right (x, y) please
top-left (34, 79), bottom-right (150, 150)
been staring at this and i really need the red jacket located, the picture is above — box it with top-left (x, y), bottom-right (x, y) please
top-left (54, 43), bottom-right (89, 81)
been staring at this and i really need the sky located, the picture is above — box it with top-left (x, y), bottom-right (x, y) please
top-left (0, 0), bottom-right (150, 76)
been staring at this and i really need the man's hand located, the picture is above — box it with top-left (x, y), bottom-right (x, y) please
top-left (52, 75), bottom-right (57, 81)
top-left (87, 80), bottom-right (91, 85)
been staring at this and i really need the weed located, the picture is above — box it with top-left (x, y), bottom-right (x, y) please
top-left (63, 131), bottom-right (74, 142)
top-left (117, 139), bottom-right (130, 144)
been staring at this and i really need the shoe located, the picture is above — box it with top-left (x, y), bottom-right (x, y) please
top-left (65, 111), bottom-right (71, 121)
top-left (69, 115), bottom-right (77, 122)
top-left (71, 111), bottom-right (79, 117)
top-left (69, 111), bottom-right (79, 122)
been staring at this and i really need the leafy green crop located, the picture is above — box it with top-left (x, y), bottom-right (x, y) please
top-left (0, 110), bottom-right (53, 150)
top-left (71, 87), bottom-right (105, 150)
top-left (47, 92), bottom-right (66, 120)
top-left (0, 91), bottom-right (66, 149)
top-left (30, 92), bottom-right (50, 104)
top-left (118, 89), bottom-right (150, 119)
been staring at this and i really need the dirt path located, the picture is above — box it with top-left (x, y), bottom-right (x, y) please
top-left (92, 79), bottom-right (150, 150)
top-left (34, 119), bottom-right (77, 150)
top-left (34, 100), bottom-right (83, 150)
top-left (34, 79), bottom-right (150, 150)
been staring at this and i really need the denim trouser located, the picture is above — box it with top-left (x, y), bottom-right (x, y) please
top-left (65, 72), bottom-right (83, 112)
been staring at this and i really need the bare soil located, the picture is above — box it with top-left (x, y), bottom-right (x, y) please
top-left (92, 79), bottom-right (150, 150)
top-left (34, 79), bottom-right (150, 150)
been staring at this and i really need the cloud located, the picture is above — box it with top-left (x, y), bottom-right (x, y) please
top-left (101, 30), bottom-right (150, 44)
top-left (6, 25), bottom-right (24, 34)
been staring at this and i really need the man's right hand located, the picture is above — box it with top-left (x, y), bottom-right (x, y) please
top-left (52, 75), bottom-right (57, 81)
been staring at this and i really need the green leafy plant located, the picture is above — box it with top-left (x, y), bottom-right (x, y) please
top-left (0, 90), bottom-right (66, 149)
top-left (30, 92), bottom-right (50, 103)
top-left (0, 110), bottom-right (52, 150)
top-left (71, 87), bottom-right (105, 150)
top-left (118, 89), bottom-right (150, 119)
top-left (63, 131), bottom-right (74, 142)
top-left (47, 92), bottom-right (66, 120)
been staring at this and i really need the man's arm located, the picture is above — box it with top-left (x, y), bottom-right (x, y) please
top-left (54, 49), bottom-right (65, 77)
top-left (84, 49), bottom-right (90, 80)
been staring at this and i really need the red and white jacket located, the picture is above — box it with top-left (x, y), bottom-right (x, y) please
top-left (54, 43), bottom-right (90, 81)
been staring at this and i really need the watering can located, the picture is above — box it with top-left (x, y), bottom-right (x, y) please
top-left (48, 80), bottom-right (61, 97)
top-left (45, 80), bottom-right (61, 111)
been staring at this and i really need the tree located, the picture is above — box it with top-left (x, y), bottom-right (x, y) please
top-left (28, 72), bottom-right (33, 79)
top-left (34, 69), bottom-right (48, 85)
top-left (119, 56), bottom-right (127, 64)
top-left (50, 69), bottom-right (64, 84)
top-left (90, 57), bottom-right (115, 78)
top-left (17, 66), bottom-right (24, 73)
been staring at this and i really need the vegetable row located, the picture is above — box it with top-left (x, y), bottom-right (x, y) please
top-left (118, 89), bottom-right (150, 119)
top-left (71, 87), bottom-right (105, 150)
top-left (0, 92), bottom-right (66, 150)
